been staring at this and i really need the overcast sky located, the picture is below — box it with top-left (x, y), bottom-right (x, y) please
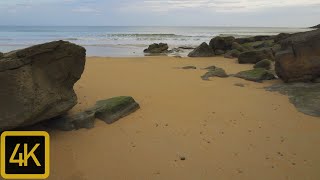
top-left (0, 0), bottom-right (319, 27)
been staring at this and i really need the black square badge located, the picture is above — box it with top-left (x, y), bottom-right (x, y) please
top-left (1, 131), bottom-right (50, 179)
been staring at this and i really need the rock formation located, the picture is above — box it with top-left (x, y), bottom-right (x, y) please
top-left (0, 41), bottom-right (86, 130)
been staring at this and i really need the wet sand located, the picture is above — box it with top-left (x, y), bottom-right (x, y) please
top-left (49, 57), bottom-right (320, 180)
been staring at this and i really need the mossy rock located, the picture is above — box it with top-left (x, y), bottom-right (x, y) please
top-left (215, 49), bottom-right (225, 55)
top-left (254, 59), bottom-right (272, 70)
top-left (243, 40), bottom-right (274, 49)
top-left (235, 68), bottom-right (276, 82)
top-left (95, 96), bottom-right (140, 124)
top-left (201, 67), bottom-right (228, 80)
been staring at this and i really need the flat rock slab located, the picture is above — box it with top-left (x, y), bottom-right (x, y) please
top-left (44, 96), bottom-right (140, 131)
top-left (95, 96), bottom-right (140, 124)
top-left (266, 83), bottom-right (320, 117)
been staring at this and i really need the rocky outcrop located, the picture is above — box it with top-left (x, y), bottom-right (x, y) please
top-left (273, 33), bottom-right (292, 43)
top-left (275, 29), bottom-right (320, 82)
top-left (254, 59), bottom-right (272, 70)
top-left (311, 24), bottom-right (320, 29)
top-left (144, 43), bottom-right (169, 53)
top-left (238, 49), bottom-right (274, 64)
top-left (0, 41), bottom-right (86, 130)
top-left (188, 42), bottom-right (215, 57)
top-left (235, 68), bottom-right (275, 82)
top-left (209, 36), bottom-right (235, 51)
top-left (44, 96), bottom-right (140, 131)
top-left (201, 66), bottom-right (228, 80)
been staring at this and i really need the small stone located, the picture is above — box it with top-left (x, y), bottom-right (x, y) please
top-left (180, 156), bottom-right (186, 161)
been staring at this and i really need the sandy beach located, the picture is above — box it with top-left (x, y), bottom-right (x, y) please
top-left (48, 56), bottom-right (320, 180)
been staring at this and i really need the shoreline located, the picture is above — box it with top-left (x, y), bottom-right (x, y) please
top-left (48, 56), bottom-right (320, 180)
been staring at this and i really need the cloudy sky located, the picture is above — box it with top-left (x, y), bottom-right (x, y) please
top-left (0, 0), bottom-right (319, 27)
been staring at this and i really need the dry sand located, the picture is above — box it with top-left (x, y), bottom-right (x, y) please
top-left (48, 57), bottom-right (320, 180)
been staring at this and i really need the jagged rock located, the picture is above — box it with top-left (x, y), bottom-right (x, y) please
top-left (275, 29), bottom-right (320, 82)
top-left (254, 59), bottom-right (272, 70)
top-left (44, 96), bottom-right (140, 131)
top-left (235, 68), bottom-right (276, 82)
top-left (201, 67), bottom-right (228, 80)
top-left (188, 42), bottom-right (215, 57)
top-left (238, 49), bottom-right (274, 64)
top-left (144, 43), bottom-right (169, 53)
top-left (224, 49), bottom-right (241, 59)
top-left (209, 36), bottom-right (235, 51)
top-left (266, 83), bottom-right (320, 117)
top-left (215, 49), bottom-right (225, 55)
top-left (311, 24), bottom-right (320, 29)
top-left (0, 41), bottom-right (86, 130)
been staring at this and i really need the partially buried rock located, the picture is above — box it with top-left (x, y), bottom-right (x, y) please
top-left (0, 41), bottom-right (86, 130)
top-left (95, 96), bottom-right (140, 124)
top-left (201, 66), bottom-right (228, 80)
top-left (235, 68), bottom-right (275, 82)
top-left (188, 42), bottom-right (215, 57)
top-left (238, 49), bottom-right (274, 64)
top-left (44, 96), bottom-right (140, 131)
top-left (254, 59), bottom-right (272, 70)
top-left (266, 83), bottom-right (320, 117)
top-left (182, 66), bottom-right (196, 69)
top-left (144, 43), bottom-right (169, 53)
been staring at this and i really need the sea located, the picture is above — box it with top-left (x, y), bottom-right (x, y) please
top-left (0, 26), bottom-right (313, 57)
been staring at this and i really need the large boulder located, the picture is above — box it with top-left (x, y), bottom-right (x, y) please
top-left (188, 42), bottom-right (215, 57)
top-left (209, 36), bottom-right (235, 51)
top-left (273, 33), bottom-right (292, 43)
top-left (238, 49), bottom-right (274, 64)
top-left (144, 43), bottom-right (169, 53)
top-left (275, 29), bottom-right (320, 82)
top-left (0, 41), bottom-right (86, 130)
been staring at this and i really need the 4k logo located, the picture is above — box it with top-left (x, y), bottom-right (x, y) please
top-left (1, 131), bottom-right (50, 179)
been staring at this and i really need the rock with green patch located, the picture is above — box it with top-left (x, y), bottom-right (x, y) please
top-left (266, 83), bottom-right (320, 117)
top-left (201, 67), bottom-right (228, 80)
top-left (254, 59), bottom-right (272, 70)
top-left (235, 68), bottom-right (276, 82)
top-left (238, 49), bottom-right (274, 64)
top-left (231, 42), bottom-right (248, 52)
top-left (44, 96), bottom-right (140, 131)
top-left (95, 96), bottom-right (140, 124)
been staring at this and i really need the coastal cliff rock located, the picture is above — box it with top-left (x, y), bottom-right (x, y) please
top-left (238, 49), bottom-right (274, 64)
top-left (275, 29), bottom-right (320, 82)
top-left (0, 40), bottom-right (86, 130)
top-left (209, 36), bottom-right (235, 51)
top-left (188, 42), bottom-right (215, 57)
top-left (44, 96), bottom-right (140, 131)
top-left (144, 43), bottom-right (169, 53)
